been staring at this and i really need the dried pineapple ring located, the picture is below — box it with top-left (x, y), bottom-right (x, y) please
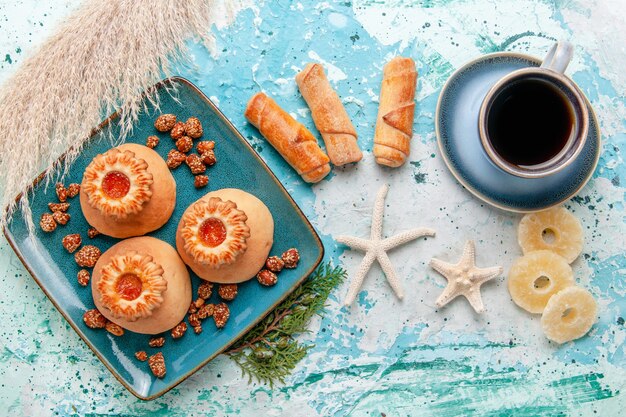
top-left (518, 207), bottom-right (583, 264)
top-left (508, 250), bottom-right (574, 313)
top-left (541, 286), bottom-right (597, 344)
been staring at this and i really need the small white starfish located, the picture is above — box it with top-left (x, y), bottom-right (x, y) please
top-left (429, 240), bottom-right (503, 313)
top-left (336, 184), bottom-right (436, 306)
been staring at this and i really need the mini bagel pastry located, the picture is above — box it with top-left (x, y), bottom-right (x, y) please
top-left (508, 250), bottom-right (574, 313)
top-left (176, 188), bottom-right (274, 283)
top-left (91, 236), bottom-right (191, 334)
top-left (80, 143), bottom-right (176, 238)
top-left (518, 206), bottom-right (583, 264)
top-left (541, 286), bottom-right (597, 344)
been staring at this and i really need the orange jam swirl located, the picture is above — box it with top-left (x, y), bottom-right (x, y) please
top-left (102, 171), bottom-right (131, 199)
top-left (115, 273), bottom-right (143, 301)
top-left (199, 218), bottom-right (227, 247)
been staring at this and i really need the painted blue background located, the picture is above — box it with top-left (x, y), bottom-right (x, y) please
top-left (0, 0), bottom-right (624, 415)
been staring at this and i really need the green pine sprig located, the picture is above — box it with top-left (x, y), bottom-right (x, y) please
top-left (226, 262), bottom-right (346, 386)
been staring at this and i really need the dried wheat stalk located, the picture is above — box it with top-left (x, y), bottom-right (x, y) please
top-left (0, 0), bottom-right (236, 232)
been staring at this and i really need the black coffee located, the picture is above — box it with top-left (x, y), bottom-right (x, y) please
top-left (486, 78), bottom-right (574, 166)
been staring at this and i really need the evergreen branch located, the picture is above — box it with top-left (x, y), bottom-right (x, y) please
top-left (226, 262), bottom-right (346, 386)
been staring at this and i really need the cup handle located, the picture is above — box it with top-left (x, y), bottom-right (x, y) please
top-left (540, 41), bottom-right (574, 73)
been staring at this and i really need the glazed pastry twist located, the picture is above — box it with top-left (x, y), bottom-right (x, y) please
top-left (296, 63), bottom-right (362, 166)
top-left (373, 56), bottom-right (418, 167)
top-left (245, 92), bottom-right (330, 183)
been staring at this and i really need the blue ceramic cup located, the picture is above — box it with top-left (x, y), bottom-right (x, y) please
top-left (478, 42), bottom-right (589, 179)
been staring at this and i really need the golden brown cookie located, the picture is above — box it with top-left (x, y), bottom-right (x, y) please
top-left (176, 188), bottom-right (274, 283)
top-left (80, 144), bottom-right (176, 238)
top-left (91, 236), bottom-right (191, 334)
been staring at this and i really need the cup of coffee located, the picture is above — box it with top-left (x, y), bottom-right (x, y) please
top-left (478, 42), bottom-right (589, 178)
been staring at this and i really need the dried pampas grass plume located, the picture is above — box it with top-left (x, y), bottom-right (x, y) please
top-left (0, 0), bottom-right (237, 232)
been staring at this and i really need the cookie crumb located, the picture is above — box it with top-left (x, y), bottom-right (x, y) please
top-left (166, 149), bottom-right (186, 169)
top-left (213, 303), bottom-right (230, 328)
top-left (257, 269), bottom-right (278, 286)
top-left (197, 304), bottom-right (214, 320)
top-left (148, 352), bottom-right (166, 378)
top-left (282, 248), bottom-right (300, 268)
top-left (52, 211), bottom-right (70, 225)
top-left (186, 154), bottom-right (206, 175)
top-left (67, 183), bottom-right (81, 198)
top-left (198, 282), bottom-right (213, 299)
top-left (155, 114), bottom-right (177, 132)
top-left (265, 256), bottom-right (284, 273)
top-left (148, 337), bottom-right (165, 348)
top-left (75, 245), bottom-right (101, 268)
top-left (48, 202), bottom-right (70, 212)
top-left (77, 269), bottom-right (90, 286)
top-left (40, 213), bottom-right (57, 232)
top-left (218, 284), bottom-right (238, 301)
top-left (188, 302), bottom-right (198, 314)
top-left (184, 117), bottom-right (203, 139)
top-left (188, 313), bottom-right (201, 328)
top-left (194, 175), bottom-right (209, 188)
top-left (200, 150), bottom-right (216, 166)
top-left (194, 298), bottom-right (205, 309)
top-left (146, 135), bottom-right (160, 149)
top-left (62, 233), bottom-right (82, 253)
top-left (171, 322), bottom-right (187, 339)
top-left (176, 136), bottom-right (193, 153)
top-left (196, 141), bottom-right (215, 154)
top-left (56, 183), bottom-right (68, 202)
top-left (170, 121), bottom-right (185, 140)
top-left (83, 309), bottom-right (107, 329)
top-left (105, 321), bottom-right (124, 336)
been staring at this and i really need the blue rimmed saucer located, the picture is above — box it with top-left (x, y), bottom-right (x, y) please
top-left (435, 52), bottom-right (601, 212)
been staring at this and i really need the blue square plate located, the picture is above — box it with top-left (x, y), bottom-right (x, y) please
top-left (3, 77), bottom-right (324, 400)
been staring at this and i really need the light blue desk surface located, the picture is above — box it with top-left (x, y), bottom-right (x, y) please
top-left (0, 0), bottom-right (624, 415)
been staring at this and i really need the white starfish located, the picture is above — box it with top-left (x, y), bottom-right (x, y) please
top-left (336, 184), bottom-right (436, 306)
top-left (429, 240), bottom-right (503, 313)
